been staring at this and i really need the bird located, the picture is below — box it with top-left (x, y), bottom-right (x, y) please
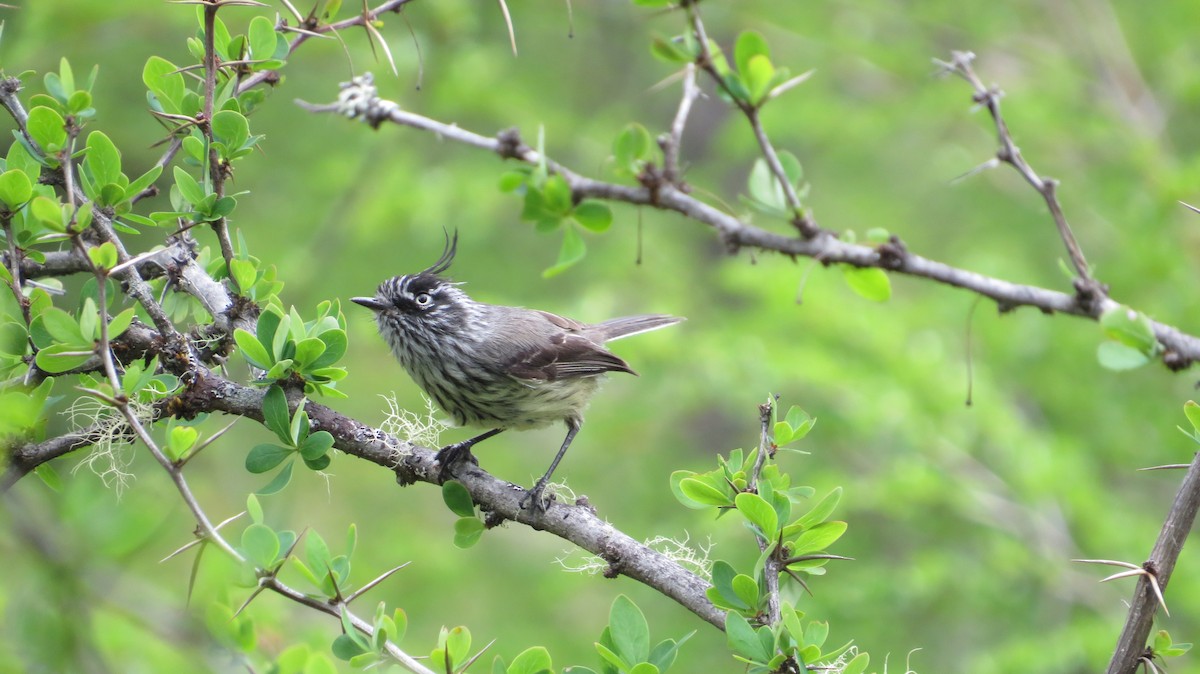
top-left (351, 232), bottom-right (682, 512)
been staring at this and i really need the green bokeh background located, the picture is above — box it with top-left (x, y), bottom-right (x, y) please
top-left (4, 1), bottom-right (1200, 673)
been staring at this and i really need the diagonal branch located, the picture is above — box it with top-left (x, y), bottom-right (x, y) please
top-left (302, 76), bottom-right (1200, 370)
top-left (1105, 450), bottom-right (1200, 674)
top-left (934, 51), bottom-right (1104, 305)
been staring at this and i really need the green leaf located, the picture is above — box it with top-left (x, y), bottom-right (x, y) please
top-left (331, 633), bottom-right (368, 661)
top-left (292, 337), bottom-right (326, 369)
top-left (609, 595), bottom-right (650, 664)
top-left (453, 517), bottom-right (484, 548)
top-left (1097, 341), bottom-right (1150, 371)
top-left (842, 266), bottom-right (891, 302)
top-left (143, 56), bottom-right (184, 113)
top-left (650, 35), bottom-right (693, 64)
top-left (1099, 306), bottom-right (1157, 353)
top-left (573, 200), bottom-right (613, 232)
top-left (229, 258), bottom-right (257, 294)
top-left (298, 431), bottom-right (333, 461)
top-left (256, 461), bottom-right (294, 495)
top-left (795, 487), bottom-right (842, 530)
top-left (790, 521), bottom-right (848, 556)
top-left (613, 123), bottom-right (653, 175)
top-left (85, 131), bottom-right (121, 186)
top-left (27, 107), bottom-right (67, 151)
top-left (678, 476), bottom-right (730, 507)
top-left (34, 344), bottom-right (93, 373)
top-left (745, 54), bottom-right (775, 104)
top-left (173, 166), bottom-right (205, 207)
top-left (247, 16), bottom-right (277, 62)
top-left (725, 612), bottom-right (769, 662)
top-left (87, 242), bottom-right (118, 271)
top-left (506, 646), bottom-right (552, 674)
top-left (841, 652), bottom-right (869, 674)
top-left (242, 523), bottom-right (280, 568)
top-left (246, 443), bottom-right (292, 473)
top-left (123, 164), bottom-right (162, 201)
top-left (0, 169), bottom-right (32, 209)
top-left (30, 196), bottom-right (65, 232)
top-left (261, 385), bottom-right (291, 443)
top-left (311, 329), bottom-right (347, 368)
top-left (731, 574), bottom-right (760, 610)
top-left (168, 425), bottom-right (199, 459)
top-left (235, 328), bottom-right (272, 369)
top-left (736, 492), bottom-right (779, 539)
top-left (212, 110), bottom-right (250, 152)
top-left (542, 226), bottom-right (586, 278)
top-left (442, 480), bottom-right (475, 517)
top-left (734, 30), bottom-right (770, 80)
top-left (39, 306), bottom-right (85, 344)
top-left (1185, 401), bottom-right (1200, 435)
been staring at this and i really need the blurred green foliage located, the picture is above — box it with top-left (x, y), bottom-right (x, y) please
top-left (3, 1), bottom-right (1200, 673)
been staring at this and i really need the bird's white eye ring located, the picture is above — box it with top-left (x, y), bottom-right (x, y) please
top-left (414, 293), bottom-right (432, 306)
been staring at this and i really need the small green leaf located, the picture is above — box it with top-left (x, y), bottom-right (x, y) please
top-left (790, 521), bottom-right (848, 556)
top-left (246, 443), bottom-right (292, 473)
top-left (298, 431), bottom-right (333, 461)
top-left (453, 517), bottom-right (484, 548)
top-left (731, 574), bottom-right (760, 610)
top-left (542, 226), bottom-right (586, 278)
top-left (31, 196), bottom-right (66, 232)
top-left (0, 169), bottom-right (33, 209)
top-left (241, 523), bottom-right (280, 568)
top-left (609, 595), bottom-right (650, 665)
top-left (87, 242), bottom-right (118, 271)
top-left (442, 480), bottom-right (476, 517)
top-left (841, 652), bottom-right (869, 674)
top-left (725, 612), bottom-right (769, 662)
top-left (842, 266), bottom-right (891, 302)
top-left (143, 55), bottom-right (184, 113)
top-left (1099, 306), bottom-right (1157, 353)
top-left (27, 107), bottom-right (67, 151)
top-left (247, 16), bottom-right (277, 62)
top-left (229, 258), bottom-right (257, 294)
top-left (256, 461), bottom-right (294, 495)
top-left (261, 385), bottom-right (291, 443)
top-left (735, 492), bottom-right (779, 539)
top-left (235, 328), bottom-right (272, 369)
top-left (678, 477), bottom-right (730, 507)
top-left (168, 425), bottom-right (199, 459)
top-left (39, 306), bottom-right (86, 344)
top-left (85, 131), bottom-right (121, 186)
top-left (332, 633), bottom-right (368, 661)
top-left (293, 337), bottom-right (327, 369)
top-left (173, 166), bottom-right (205, 207)
top-left (745, 54), bottom-right (775, 104)
top-left (34, 344), bottom-right (93, 373)
top-left (795, 487), bottom-right (842, 530)
top-left (1097, 341), bottom-right (1150, 371)
top-left (123, 164), bottom-right (162, 201)
top-left (212, 110), bottom-right (250, 152)
top-left (506, 646), bottom-right (552, 674)
top-left (1185, 401), bottom-right (1200, 435)
top-left (311, 329), bottom-right (347, 368)
top-left (573, 200), bottom-right (613, 232)
top-left (734, 30), bottom-right (770, 80)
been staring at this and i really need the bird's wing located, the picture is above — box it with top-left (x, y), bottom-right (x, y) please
top-left (506, 332), bottom-right (636, 381)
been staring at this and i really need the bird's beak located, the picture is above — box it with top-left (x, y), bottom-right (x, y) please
top-left (351, 296), bottom-right (387, 312)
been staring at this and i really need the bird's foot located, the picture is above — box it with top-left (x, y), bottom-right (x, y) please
top-left (434, 441), bottom-right (478, 482)
top-left (518, 479), bottom-right (554, 514)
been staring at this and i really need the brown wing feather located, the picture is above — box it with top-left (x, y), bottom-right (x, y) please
top-left (506, 333), bottom-right (635, 381)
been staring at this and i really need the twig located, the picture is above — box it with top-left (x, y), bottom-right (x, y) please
top-left (201, 2), bottom-right (236, 277)
top-left (1105, 450), bottom-right (1200, 674)
top-left (660, 63), bottom-right (698, 185)
top-left (304, 76), bottom-right (1200, 368)
top-left (935, 51), bottom-right (1103, 304)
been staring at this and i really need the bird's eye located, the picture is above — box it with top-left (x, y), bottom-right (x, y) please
top-left (414, 293), bottom-right (433, 307)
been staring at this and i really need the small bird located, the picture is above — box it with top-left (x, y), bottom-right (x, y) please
top-left (352, 233), bottom-right (682, 511)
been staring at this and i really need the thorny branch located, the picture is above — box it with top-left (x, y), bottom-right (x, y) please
top-left (934, 50), bottom-right (1106, 308)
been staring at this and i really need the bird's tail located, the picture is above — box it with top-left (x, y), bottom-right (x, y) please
top-left (595, 314), bottom-right (684, 342)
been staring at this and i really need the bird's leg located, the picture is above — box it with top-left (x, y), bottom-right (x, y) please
top-left (520, 419), bottom-right (581, 512)
top-left (435, 428), bottom-right (504, 480)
